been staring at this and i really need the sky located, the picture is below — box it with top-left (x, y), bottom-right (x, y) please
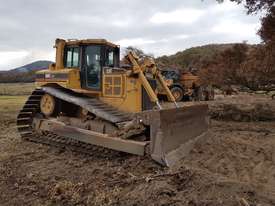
top-left (0, 0), bottom-right (263, 70)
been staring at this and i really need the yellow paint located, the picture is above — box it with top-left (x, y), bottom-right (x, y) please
top-left (36, 68), bottom-right (81, 89)
top-left (36, 68), bottom-right (143, 113)
top-left (54, 39), bottom-right (66, 70)
top-left (34, 38), bottom-right (169, 114)
top-left (40, 93), bottom-right (55, 116)
top-left (100, 73), bottom-right (142, 113)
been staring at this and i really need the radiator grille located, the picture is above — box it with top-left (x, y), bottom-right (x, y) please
top-left (103, 75), bottom-right (123, 97)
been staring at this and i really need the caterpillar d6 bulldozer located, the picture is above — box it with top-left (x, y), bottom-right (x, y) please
top-left (17, 38), bottom-right (209, 167)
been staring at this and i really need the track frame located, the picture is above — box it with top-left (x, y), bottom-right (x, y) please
top-left (33, 117), bottom-right (148, 155)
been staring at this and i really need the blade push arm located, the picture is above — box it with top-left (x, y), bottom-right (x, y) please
top-left (126, 52), bottom-right (162, 109)
top-left (126, 51), bottom-right (178, 109)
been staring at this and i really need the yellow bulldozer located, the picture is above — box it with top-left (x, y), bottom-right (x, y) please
top-left (17, 39), bottom-right (209, 167)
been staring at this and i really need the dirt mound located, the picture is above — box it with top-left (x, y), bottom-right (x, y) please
top-left (209, 94), bottom-right (275, 121)
top-left (165, 93), bottom-right (275, 122)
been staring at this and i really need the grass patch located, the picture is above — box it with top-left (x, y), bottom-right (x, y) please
top-left (0, 83), bottom-right (35, 96)
top-left (0, 83), bottom-right (35, 120)
top-left (0, 96), bottom-right (28, 121)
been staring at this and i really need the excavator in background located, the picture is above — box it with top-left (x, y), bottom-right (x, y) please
top-left (157, 68), bottom-right (215, 102)
top-left (16, 38), bottom-right (209, 167)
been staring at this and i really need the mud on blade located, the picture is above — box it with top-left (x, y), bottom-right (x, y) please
top-left (148, 104), bottom-right (209, 167)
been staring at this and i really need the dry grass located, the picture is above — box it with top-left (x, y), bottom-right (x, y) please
top-left (0, 96), bottom-right (28, 121)
top-left (0, 83), bottom-right (33, 120)
top-left (0, 95), bottom-right (27, 112)
top-left (0, 83), bottom-right (35, 96)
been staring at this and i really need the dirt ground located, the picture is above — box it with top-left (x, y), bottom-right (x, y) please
top-left (0, 92), bottom-right (275, 206)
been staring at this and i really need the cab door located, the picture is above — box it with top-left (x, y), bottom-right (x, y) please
top-left (82, 45), bottom-right (102, 90)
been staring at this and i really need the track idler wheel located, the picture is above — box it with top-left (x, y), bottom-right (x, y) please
top-left (40, 94), bottom-right (56, 116)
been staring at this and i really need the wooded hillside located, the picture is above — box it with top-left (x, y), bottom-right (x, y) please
top-left (156, 43), bottom-right (275, 90)
top-left (156, 44), bottom-right (235, 70)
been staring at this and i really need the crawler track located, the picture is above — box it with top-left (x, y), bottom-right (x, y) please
top-left (16, 89), bottom-right (124, 156)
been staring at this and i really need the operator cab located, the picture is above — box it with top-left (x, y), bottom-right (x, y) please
top-left (63, 39), bottom-right (120, 90)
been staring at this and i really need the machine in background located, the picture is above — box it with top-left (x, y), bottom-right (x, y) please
top-left (158, 68), bottom-right (215, 102)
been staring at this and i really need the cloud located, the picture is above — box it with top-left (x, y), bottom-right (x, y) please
top-left (0, 51), bottom-right (29, 69)
top-left (112, 20), bottom-right (131, 28)
top-left (0, 0), bottom-right (262, 70)
top-left (116, 38), bottom-right (156, 46)
top-left (70, 15), bottom-right (102, 24)
top-left (212, 20), bottom-right (260, 37)
top-left (209, 0), bottom-right (241, 13)
top-left (150, 8), bottom-right (204, 24)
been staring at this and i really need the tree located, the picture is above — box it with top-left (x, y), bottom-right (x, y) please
top-left (216, 0), bottom-right (275, 89)
top-left (121, 46), bottom-right (154, 66)
top-left (217, 0), bottom-right (274, 14)
top-left (218, 0), bottom-right (275, 42)
top-left (123, 46), bottom-right (153, 58)
top-left (198, 43), bottom-right (249, 87)
top-left (258, 6), bottom-right (275, 43)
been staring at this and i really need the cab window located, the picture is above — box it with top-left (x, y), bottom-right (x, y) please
top-left (106, 50), bottom-right (114, 67)
top-left (65, 47), bottom-right (79, 67)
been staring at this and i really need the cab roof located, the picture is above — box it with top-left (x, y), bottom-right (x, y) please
top-left (63, 38), bottom-right (119, 48)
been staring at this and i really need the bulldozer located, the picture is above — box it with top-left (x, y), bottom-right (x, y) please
top-left (16, 38), bottom-right (209, 167)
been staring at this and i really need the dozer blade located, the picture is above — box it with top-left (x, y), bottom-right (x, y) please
top-left (148, 104), bottom-right (209, 167)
